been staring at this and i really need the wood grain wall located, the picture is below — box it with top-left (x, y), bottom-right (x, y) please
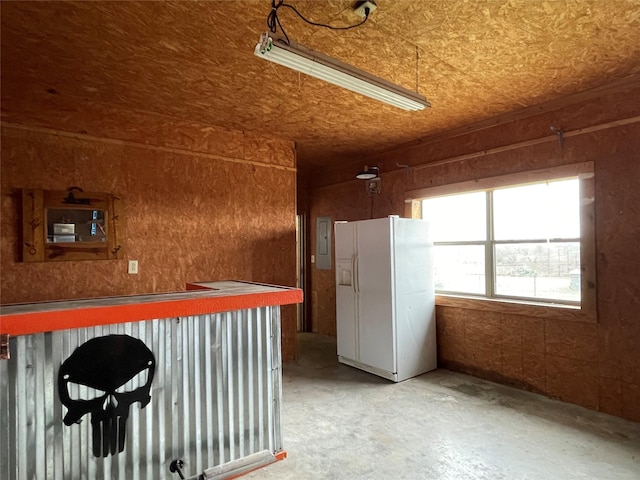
top-left (306, 84), bottom-right (640, 421)
top-left (0, 98), bottom-right (299, 361)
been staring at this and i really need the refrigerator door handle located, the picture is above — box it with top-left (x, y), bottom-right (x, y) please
top-left (354, 255), bottom-right (359, 293)
top-left (351, 255), bottom-right (357, 294)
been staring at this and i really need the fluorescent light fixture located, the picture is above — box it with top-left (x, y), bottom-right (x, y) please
top-left (254, 33), bottom-right (430, 111)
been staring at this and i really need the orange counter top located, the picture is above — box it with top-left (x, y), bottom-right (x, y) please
top-left (0, 281), bottom-right (302, 336)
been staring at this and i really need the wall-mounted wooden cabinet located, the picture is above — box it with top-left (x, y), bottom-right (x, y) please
top-left (21, 188), bottom-right (124, 262)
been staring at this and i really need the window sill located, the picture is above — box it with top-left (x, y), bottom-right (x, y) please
top-left (435, 294), bottom-right (597, 323)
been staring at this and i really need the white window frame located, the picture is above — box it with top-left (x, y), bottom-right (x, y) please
top-left (405, 162), bottom-right (596, 322)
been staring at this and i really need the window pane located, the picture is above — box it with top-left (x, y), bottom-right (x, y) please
top-left (422, 192), bottom-right (486, 242)
top-left (493, 179), bottom-right (580, 241)
top-left (434, 245), bottom-right (485, 294)
top-left (495, 242), bottom-right (581, 302)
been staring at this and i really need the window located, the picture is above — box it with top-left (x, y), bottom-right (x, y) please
top-left (423, 178), bottom-right (580, 304)
top-left (405, 163), bottom-right (596, 317)
top-left (422, 191), bottom-right (487, 295)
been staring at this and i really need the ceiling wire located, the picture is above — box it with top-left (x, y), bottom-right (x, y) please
top-left (415, 46), bottom-right (419, 93)
top-left (265, 1), bottom-right (426, 102)
top-left (267, 0), bottom-right (371, 45)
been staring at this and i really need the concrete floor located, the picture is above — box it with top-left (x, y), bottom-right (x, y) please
top-left (246, 333), bottom-right (640, 480)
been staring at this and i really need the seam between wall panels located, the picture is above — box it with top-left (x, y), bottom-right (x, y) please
top-left (0, 122), bottom-right (298, 173)
top-left (312, 114), bottom-right (640, 190)
top-left (411, 115), bottom-right (640, 172)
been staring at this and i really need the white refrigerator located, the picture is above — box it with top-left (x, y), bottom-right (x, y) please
top-left (334, 216), bottom-right (436, 382)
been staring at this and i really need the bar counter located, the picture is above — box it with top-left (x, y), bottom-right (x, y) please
top-left (0, 281), bottom-right (303, 480)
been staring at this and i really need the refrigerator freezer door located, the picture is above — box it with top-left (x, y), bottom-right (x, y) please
top-left (335, 222), bottom-right (358, 361)
top-left (355, 218), bottom-right (396, 374)
top-left (334, 221), bottom-right (355, 259)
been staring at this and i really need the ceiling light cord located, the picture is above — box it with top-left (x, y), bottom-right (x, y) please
top-left (267, 0), bottom-right (370, 45)
top-left (267, 1), bottom-right (291, 45)
top-left (415, 46), bottom-right (419, 93)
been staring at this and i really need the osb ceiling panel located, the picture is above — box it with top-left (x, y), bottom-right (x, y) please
top-left (2, 0), bottom-right (640, 171)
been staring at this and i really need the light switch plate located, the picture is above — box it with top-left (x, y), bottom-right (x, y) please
top-left (128, 260), bottom-right (139, 274)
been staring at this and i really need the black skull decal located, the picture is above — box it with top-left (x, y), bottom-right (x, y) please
top-left (58, 335), bottom-right (155, 457)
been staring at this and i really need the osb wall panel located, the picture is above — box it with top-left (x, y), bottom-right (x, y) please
top-left (1, 87), bottom-right (296, 169)
top-left (310, 81), bottom-right (640, 188)
top-left (307, 114), bottom-right (640, 420)
top-left (436, 308), bottom-right (601, 409)
top-left (0, 125), bottom-right (299, 362)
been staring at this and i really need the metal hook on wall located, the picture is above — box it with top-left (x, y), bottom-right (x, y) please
top-left (396, 162), bottom-right (410, 177)
top-left (62, 186), bottom-right (92, 205)
top-left (550, 126), bottom-right (564, 150)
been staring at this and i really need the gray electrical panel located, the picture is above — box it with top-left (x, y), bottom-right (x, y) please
top-left (316, 216), bottom-right (332, 270)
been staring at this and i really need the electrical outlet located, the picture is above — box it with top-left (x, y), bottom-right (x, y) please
top-left (128, 260), bottom-right (139, 274)
top-left (311, 255), bottom-right (316, 264)
top-left (354, 1), bottom-right (377, 18)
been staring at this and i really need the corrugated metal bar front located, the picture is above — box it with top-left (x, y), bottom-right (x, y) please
top-left (0, 306), bottom-right (283, 480)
